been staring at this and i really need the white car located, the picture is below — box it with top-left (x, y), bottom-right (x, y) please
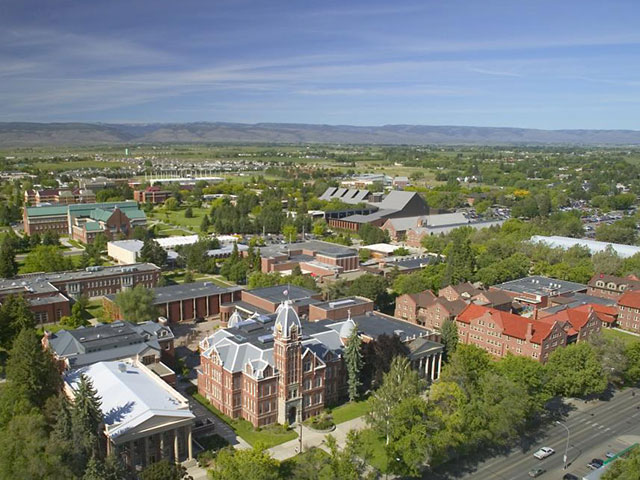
top-left (533, 447), bottom-right (555, 460)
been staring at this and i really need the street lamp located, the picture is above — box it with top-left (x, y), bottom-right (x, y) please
top-left (556, 421), bottom-right (570, 470)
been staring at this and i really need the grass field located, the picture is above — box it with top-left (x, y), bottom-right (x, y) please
top-left (193, 393), bottom-right (297, 448)
top-left (328, 398), bottom-right (369, 425)
top-left (149, 206), bottom-right (209, 229)
top-left (356, 428), bottom-right (389, 473)
top-left (603, 328), bottom-right (640, 346)
top-left (32, 160), bottom-right (128, 170)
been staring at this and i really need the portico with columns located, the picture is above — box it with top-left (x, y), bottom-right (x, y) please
top-left (407, 336), bottom-right (444, 381)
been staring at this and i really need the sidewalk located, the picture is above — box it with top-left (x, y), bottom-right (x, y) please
top-left (268, 416), bottom-right (368, 461)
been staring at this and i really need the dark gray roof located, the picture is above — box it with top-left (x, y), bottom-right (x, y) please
top-left (153, 281), bottom-right (242, 304)
top-left (258, 240), bottom-right (357, 259)
top-left (28, 292), bottom-right (69, 306)
top-left (352, 311), bottom-right (434, 343)
top-left (319, 187), bottom-right (370, 205)
top-left (47, 320), bottom-right (174, 368)
top-left (15, 263), bottom-right (160, 285)
top-left (310, 297), bottom-right (371, 311)
top-left (494, 276), bottom-right (587, 297)
top-left (340, 210), bottom-right (394, 224)
top-left (543, 293), bottom-right (616, 314)
top-left (377, 191), bottom-right (422, 211)
top-left (381, 256), bottom-right (435, 271)
top-left (246, 285), bottom-right (318, 303)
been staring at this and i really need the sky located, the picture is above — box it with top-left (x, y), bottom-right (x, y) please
top-left (1, 0), bottom-right (640, 129)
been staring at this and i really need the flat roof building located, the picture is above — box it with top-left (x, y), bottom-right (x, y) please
top-left (491, 275), bottom-right (587, 309)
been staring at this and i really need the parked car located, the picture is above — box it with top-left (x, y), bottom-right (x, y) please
top-left (533, 447), bottom-right (555, 460)
top-left (528, 468), bottom-right (545, 478)
top-left (588, 458), bottom-right (604, 469)
top-left (562, 474), bottom-right (578, 480)
top-left (605, 451), bottom-right (616, 459)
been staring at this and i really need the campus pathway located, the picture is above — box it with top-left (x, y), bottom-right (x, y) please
top-left (267, 416), bottom-right (368, 461)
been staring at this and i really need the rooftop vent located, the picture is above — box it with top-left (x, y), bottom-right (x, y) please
top-left (118, 363), bottom-right (127, 373)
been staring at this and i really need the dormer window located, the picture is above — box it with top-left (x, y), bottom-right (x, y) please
top-left (596, 281), bottom-right (604, 288)
top-left (607, 282), bottom-right (616, 290)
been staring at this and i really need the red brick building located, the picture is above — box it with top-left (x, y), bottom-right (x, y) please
top-left (104, 281), bottom-right (242, 324)
top-left (617, 290), bottom-right (640, 334)
top-left (537, 306), bottom-right (602, 343)
top-left (418, 297), bottom-right (467, 330)
top-left (456, 304), bottom-right (567, 363)
top-left (587, 273), bottom-right (640, 300)
top-left (394, 291), bottom-right (437, 323)
top-left (133, 186), bottom-right (172, 205)
top-left (439, 282), bottom-right (481, 302)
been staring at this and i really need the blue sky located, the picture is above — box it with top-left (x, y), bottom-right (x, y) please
top-left (2, 0), bottom-right (640, 128)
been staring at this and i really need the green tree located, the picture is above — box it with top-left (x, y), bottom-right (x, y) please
top-left (282, 223), bottom-right (297, 242)
top-left (140, 238), bottom-right (167, 266)
top-left (164, 197), bottom-right (179, 211)
top-left (624, 342), bottom-right (640, 384)
top-left (361, 333), bottom-right (409, 390)
top-left (0, 294), bottom-right (35, 349)
top-left (384, 396), bottom-right (432, 477)
top-left (200, 214), bottom-right (210, 233)
top-left (184, 207), bottom-right (193, 218)
top-left (602, 445), bottom-right (640, 480)
top-left (4, 328), bottom-right (61, 411)
top-left (440, 318), bottom-right (459, 361)
top-left (71, 373), bottom-right (104, 463)
top-left (0, 237), bottom-right (18, 278)
top-left (347, 274), bottom-right (391, 311)
top-left (312, 219), bottom-right (328, 237)
top-left (592, 245), bottom-right (624, 275)
top-left (22, 245), bottom-right (73, 273)
top-left (344, 326), bottom-right (363, 402)
top-left (367, 356), bottom-right (425, 445)
top-left (209, 445), bottom-right (280, 480)
top-left (140, 459), bottom-right (192, 480)
top-left (114, 284), bottom-right (159, 322)
top-left (41, 230), bottom-right (60, 246)
top-left (358, 248), bottom-right (371, 263)
top-left (323, 432), bottom-right (372, 480)
top-left (545, 343), bottom-right (607, 398)
top-left (0, 413), bottom-right (74, 479)
top-left (494, 353), bottom-right (550, 419)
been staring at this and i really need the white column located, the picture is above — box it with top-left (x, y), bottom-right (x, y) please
top-left (174, 429), bottom-right (179, 463)
top-left (206, 296), bottom-right (210, 317)
top-left (437, 353), bottom-right (442, 379)
top-left (425, 356), bottom-right (430, 378)
top-left (180, 300), bottom-right (184, 321)
top-left (430, 355), bottom-right (437, 380)
top-left (160, 432), bottom-right (165, 459)
top-left (193, 298), bottom-right (196, 320)
top-left (187, 428), bottom-right (193, 460)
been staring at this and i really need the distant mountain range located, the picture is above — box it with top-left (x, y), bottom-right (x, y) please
top-left (1, 122), bottom-right (640, 147)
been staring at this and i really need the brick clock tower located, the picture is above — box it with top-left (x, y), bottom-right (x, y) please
top-left (274, 300), bottom-right (303, 425)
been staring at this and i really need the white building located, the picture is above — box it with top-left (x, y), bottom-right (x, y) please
top-left (107, 239), bottom-right (143, 265)
top-left (64, 360), bottom-right (194, 469)
top-left (531, 235), bottom-right (640, 259)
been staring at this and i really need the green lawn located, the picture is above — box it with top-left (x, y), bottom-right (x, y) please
top-left (356, 428), bottom-right (389, 473)
top-left (150, 206), bottom-right (209, 229)
top-left (328, 398), bottom-right (369, 424)
top-left (193, 393), bottom-right (297, 448)
top-left (36, 323), bottom-right (69, 335)
top-left (603, 328), bottom-right (640, 346)
top-left (85, 300), bottom-right (105, 321)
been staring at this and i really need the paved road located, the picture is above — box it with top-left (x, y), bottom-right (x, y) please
top-left (435, 387), bottom-right (640, 480)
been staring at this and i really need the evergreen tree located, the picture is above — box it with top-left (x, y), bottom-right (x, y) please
top-left (0, 294), bottom-right (35, 349)
top-left (0, 237), bottom-right (18, 278)
top-left (440, 318), bottom-right (459, 361)
top-left (71, 373), bottom-right (104, 464)
top-left (344, 326), bottom-right (363, 402)
top-left (200, 214), bottom-right (210, 232)
top-left (83, 455), bottom-right (106, 480)
top-left (140, 238), bottom-right (167, 266)
top-left (114, 284), bottom-right (158, 322)
top-left (4, 328), bottom-right (61, 409)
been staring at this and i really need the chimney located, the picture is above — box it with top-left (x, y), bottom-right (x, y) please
top-left (532, 305), bottom-right (539, 320)
top-left (525, 321), bottom-right (533, 341)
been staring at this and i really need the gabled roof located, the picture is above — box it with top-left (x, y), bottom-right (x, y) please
top-left (588, 273), bottom-right (640, 289)
top-left (618, 290), bottom-right (640, 309)
top-left (457, 304), bottom-right (554, 344)
top-left (472, 290), bottom-right (513, 306)
top-left (65, 361), bottom-right (193, 441)
top-left (539, 307), bottom-right (594, 333)
top-left (319, 187), bottom-right (370, 205)
top-left (377, 191), bottom-right (422, 210)
top-left (406, 290), bottom-right (437, 309)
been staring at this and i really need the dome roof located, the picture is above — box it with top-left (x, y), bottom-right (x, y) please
top-left (274, 300), bottom-right (301, 338)
top-left (339, 318), bottom-right (357, 339)
top-left (227, 310), bottom-right (242, 328)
